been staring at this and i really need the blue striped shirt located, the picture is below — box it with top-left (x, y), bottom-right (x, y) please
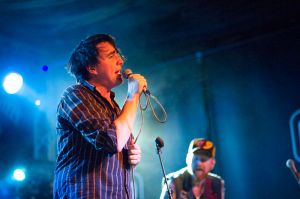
top-left (54, 80), bottom-right (132, 199)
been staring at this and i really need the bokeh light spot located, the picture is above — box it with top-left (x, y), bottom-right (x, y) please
top-left (42, 65), bottom-right (48, 72)
top-left (13, 169), bottom-right (26, 181)
top-left (3, 72), bottom-right (23, 94)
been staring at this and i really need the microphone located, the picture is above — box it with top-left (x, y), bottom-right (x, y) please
top-left (286, 159), bottom-right (300, 185)
top-left (155, 136), bottom-right (164, 148)
top-left (122, 68), bottom-right (151, 95)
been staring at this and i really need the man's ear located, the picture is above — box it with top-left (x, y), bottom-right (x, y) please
top-left (210, 158), bottom-right (216, 170)
top-left (87, 65), bottom-right (97, 75)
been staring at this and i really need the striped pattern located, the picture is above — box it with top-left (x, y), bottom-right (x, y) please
top-left (54, 80), bottom-right (132, 199)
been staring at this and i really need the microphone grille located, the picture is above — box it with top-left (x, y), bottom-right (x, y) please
top-left (155, 136), bottom-right (164, 148)
top-left (122, 69), bottom-right (132, 79)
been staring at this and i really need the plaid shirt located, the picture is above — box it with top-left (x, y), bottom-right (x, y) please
top-left (54, 80), bottom-right (132, 199)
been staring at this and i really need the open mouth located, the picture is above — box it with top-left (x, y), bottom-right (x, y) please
top-left (115, 71), bottom-right (123, 82)
top-left (115, 71), bottom-right (122, 77)
top-left (194, 168), bottom-right (204, 173)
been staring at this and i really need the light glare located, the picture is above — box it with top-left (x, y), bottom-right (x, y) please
top-left (13, 169), bottom-right (26, 181)
top-left (35, 99), bottom-right (41, 106)
top-left (3, 73), bottom-right (23, 94)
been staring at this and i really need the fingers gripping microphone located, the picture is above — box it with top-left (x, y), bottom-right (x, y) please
top-left (122, 69), bottom-right (151, 95)
top-left (123, 68), bottom-right (168, 123)
top-left (286, 159), bottom-right (300, 185)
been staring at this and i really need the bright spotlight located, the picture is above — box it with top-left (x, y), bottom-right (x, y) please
top-left (35, 99), bottom-right (41, 106)
top-left (13, 169), bottom-right (26, 181)
top-left (3, 72), bottom-right (23, 94)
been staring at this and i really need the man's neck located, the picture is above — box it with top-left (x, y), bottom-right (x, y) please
top-left (88, 80), bottom-right (113, 104)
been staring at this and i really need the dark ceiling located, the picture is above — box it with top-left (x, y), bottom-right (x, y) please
top-left (1, 0), bottom-right (299, 70)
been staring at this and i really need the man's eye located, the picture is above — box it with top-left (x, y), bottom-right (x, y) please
top-left (107, 53), bottom-right (116, 59)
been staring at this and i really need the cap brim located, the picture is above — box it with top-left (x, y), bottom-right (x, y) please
top-left (192, 148), bottom-right (213, 158)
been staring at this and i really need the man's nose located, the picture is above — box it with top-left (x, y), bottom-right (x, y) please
top-left (197, 160), bottom-right (205, 166)
top-left (116, 53), bottom-right (124, 65)
top-left (116, 63), bottom-right (122, 71)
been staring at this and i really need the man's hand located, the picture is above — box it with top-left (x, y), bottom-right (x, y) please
top-left (128, 140), bottom-right (141, 166)
top-left (179, 190), bottom-right (189, 199)
top-left (127, 74), bottom-right (147, 99)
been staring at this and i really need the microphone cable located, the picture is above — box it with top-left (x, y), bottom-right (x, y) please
top-left (131, 91), bottom-right (168, 199)
top-left (134, 91), bottom-right (168, 144)
top-left (122, 68), bottom-right (167, 144)
top-left (123, 68), bottom-right (168, 198)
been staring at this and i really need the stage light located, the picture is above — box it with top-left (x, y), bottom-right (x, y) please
top-left (42, 65), bottom-right (48, 72)
top-left (3, 72), bottom-right (23, 94)
top-left (35, 99), bottom-right (41, 106)
top-left (13, 169), bottom-right (26, 181)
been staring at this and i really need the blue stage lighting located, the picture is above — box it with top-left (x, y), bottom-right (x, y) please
top-left (42, 65), bottom-right (48, 72)
top-left (35, 99), bottom-right (41, 106)
top-left (13, 169), bottom-right (26, 181)
top-left (3, 72), bottom-right (23, 94)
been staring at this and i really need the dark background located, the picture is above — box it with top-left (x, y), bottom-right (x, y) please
top-left (0, 0), bottom-right (300, 198)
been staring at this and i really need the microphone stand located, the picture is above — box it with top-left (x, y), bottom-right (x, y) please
top-left (286, 159), bottom-right (300, 186)
top-left (155, 137), bottom-right (172, 199)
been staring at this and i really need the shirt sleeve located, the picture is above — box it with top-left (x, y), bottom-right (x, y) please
top-left (58, 86), bottom-right (118, 153)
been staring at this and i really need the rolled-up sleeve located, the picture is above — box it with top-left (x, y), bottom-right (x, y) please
top-left (58, 86), bottom-right (119, 153)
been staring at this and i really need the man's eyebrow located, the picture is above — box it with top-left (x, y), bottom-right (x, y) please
top-left (106, 50), bottom-right (116, 56)
top-left (98, 48), bottom-right (116, 56)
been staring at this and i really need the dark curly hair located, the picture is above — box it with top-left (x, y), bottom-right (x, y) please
top-left (67, 34), bottom-right (124, 81)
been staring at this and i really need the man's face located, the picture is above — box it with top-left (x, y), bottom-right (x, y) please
top-left (191, 154), bottom-right (215, 181)
top-left (90, 41), bottom-right (124, 89)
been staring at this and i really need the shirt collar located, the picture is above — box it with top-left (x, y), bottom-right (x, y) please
top-left (77, 78), bottom-right (116, 99)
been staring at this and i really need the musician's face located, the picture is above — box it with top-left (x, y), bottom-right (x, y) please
top-left (191, 154), bottom-right (215, 181)
top-left (88, 42), bottom-right (124, 89)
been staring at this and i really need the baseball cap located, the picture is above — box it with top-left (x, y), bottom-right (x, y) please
top-left (188, 138), bottom-right (216, 159)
